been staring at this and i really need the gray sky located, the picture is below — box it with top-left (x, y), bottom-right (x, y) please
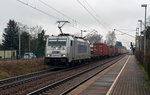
top-left (0, 0), bottom-right (150, 49)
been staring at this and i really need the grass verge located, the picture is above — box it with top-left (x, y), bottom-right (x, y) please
top-left (136, 58), bottom-right (150, 84)
top-left (0, 58), bottom-right (49, 80)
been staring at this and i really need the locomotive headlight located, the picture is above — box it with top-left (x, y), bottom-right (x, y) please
top-left (62, 54), bottom-right (66, 57)
top-left (47, 54), bottom-right (51, 57)
top-left (55, 47), bottom-right (58, 50)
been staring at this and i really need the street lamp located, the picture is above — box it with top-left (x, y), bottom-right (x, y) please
top-left (18, 29), bottom-right (21, 58)
top-left (81, 30), bottom-right (86, 37)
top-left (136, 28), bottom-right (139, 36)
top-left (138, 20), bottom-right (143, 35)
top-left (17, 22), bottom-right (23, 59)
top-left (28, 28), bottom-right (31, 53)
top-left (141, 4), bottom-right (147, 55)
top-left (141, 4), bottom-right (147, 29)
top-left (26, 27), bottom-right (31, 53)
top-left (138, 20), bottom-right (146, 51)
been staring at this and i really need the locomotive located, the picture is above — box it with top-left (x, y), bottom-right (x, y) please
top-left (44, 34), bottom-right (91, 67)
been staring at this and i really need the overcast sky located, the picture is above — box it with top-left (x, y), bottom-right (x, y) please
top-left (0, 0), bottom-right (150, 49)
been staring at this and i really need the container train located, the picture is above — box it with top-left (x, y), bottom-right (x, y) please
top-left (44, 34), bottom-right (127, 67)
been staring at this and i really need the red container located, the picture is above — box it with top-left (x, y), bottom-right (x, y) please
top-left (93, 43), bottom-right (109, 56)
top-left (108, 46), bottom-right (111, 56)
top-left (115, 47), bottom-right (118, 55)
top-left (109, 45), bottom-right (115, 56)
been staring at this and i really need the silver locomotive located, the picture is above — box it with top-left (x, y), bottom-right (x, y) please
top-left (44, 34), bottom-right (91, 67)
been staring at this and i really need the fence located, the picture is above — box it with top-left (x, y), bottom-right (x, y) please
top-left (136, 27), bottom-right (150, 77)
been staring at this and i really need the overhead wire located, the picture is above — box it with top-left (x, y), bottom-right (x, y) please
top-left (39, 0), bottom-right (72, 21)
top-left (76, 0), bottom-right (110, 31)
top-left (116, 29), bottom-right (136, 32)
top-left (16, 0), bottom-right (60, 20)
top-left (84, 0), bottom-right (112, 30)
top-left (114, 29), bottom-right (135, 38)
top-left (38, 0), bottom-right (93, 30)
top-left (16, 0), bottom-right (93, 32)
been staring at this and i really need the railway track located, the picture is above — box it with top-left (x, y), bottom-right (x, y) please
top-left (0, 60), bottom-right (97, 92)
top-left (0, 68), bottom-right (53, 86)
top-left (0, 68), bottom-right (57, 91)
top-left (0, 67), bottom-right (76, 91)
top-left (27, 55), bottom-right (126, 95)
top-left (0, 55), bottom-right (126, 95)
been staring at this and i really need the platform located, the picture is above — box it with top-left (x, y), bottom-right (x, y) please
top-left (67, 55), bottom-right (150, 95)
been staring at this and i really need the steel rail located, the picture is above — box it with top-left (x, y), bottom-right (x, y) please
top-left (61, 56), bottom-right (124, 95)
top-left (0, 69), bottom-right (53, 85)
top-left (0, 67), bottom-right (74, 91)
top-left (27, 55), bottom-right (125, 95)
top-left (0, 60), bottom-right (95, 91)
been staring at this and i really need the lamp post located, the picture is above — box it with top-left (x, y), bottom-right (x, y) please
top-left (136, 28), bottom-right (139, 50)
top-left (141, 4), bottom-right (147, 29)
top-left (28, 28), bottom-right (31, 53)
top-left (17, 22), bottom-right (22, 59)
top-left (136, 28), bottom-right (139, 36)
top-left (138, 20), bottom-right (143, 35)
top-left (26, 27), bottom-right (31, 53)
top-left (141, 4), bottom-right (147, 55)
top-left (81, 30), bottom-right (86, 37)
top-left (138, 20), bottom-right (143, 51)
top-left (17, 22), bottom-right (25, 59)
top-left (18, 29), bottom-right (21, 58)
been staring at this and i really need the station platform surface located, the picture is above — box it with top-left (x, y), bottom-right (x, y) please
top-left (67, 55), bottom-right (150, 95)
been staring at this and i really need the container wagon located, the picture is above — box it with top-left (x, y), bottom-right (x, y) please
top-left (93, 43), bottom-right (109, 58)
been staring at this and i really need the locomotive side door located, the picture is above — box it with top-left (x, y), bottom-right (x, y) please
top-left (71, 38), bottom-right (75, 61)
top-left (69, 38), bottom-right (75, 62)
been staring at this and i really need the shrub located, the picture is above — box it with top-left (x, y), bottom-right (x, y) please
top-left (144, 52), bottom-right (150, 77)
top-left (136, 50), bottom-right (144, 64)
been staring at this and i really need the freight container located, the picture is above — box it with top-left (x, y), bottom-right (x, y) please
top-left (93, 43), bottom-right (109, 57)
top-left (115, 47), bottom-right (118, 56)
top-left (109, 46), bottom-right (115, 56)
top-left (120, 48), bottom-right (123, 54)
top-left (122, 49), bottom-right (126, 54)
top-left (118, 48), bottom-right (121, 55)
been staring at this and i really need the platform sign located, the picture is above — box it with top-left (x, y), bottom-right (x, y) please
top-left (93, 48), bottom-right (97, 51)
top-left (141, 31), bottom-right (144, 35)
top-left (136, 36), bottom-right (140, 40)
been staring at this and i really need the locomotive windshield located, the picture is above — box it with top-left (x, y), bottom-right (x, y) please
top-left (48, 38), bottom-right (67, 46)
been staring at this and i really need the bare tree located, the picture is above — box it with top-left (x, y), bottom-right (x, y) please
top-left (106, 31), bottom-right (116, 46)
top-left (30, 26), bottom-right (43, 39)
top-left (86, 33), bottom-right (103, 44)
top-left (17, 23), bottom-right (45, 52)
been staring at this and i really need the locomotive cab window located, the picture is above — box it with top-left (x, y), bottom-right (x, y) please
top-left (58, 39), bottom-right (67, 46)
top-left (48, 39), bottom-right (57, 46)
top-left (48, 38), bottom-right (67, 46)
